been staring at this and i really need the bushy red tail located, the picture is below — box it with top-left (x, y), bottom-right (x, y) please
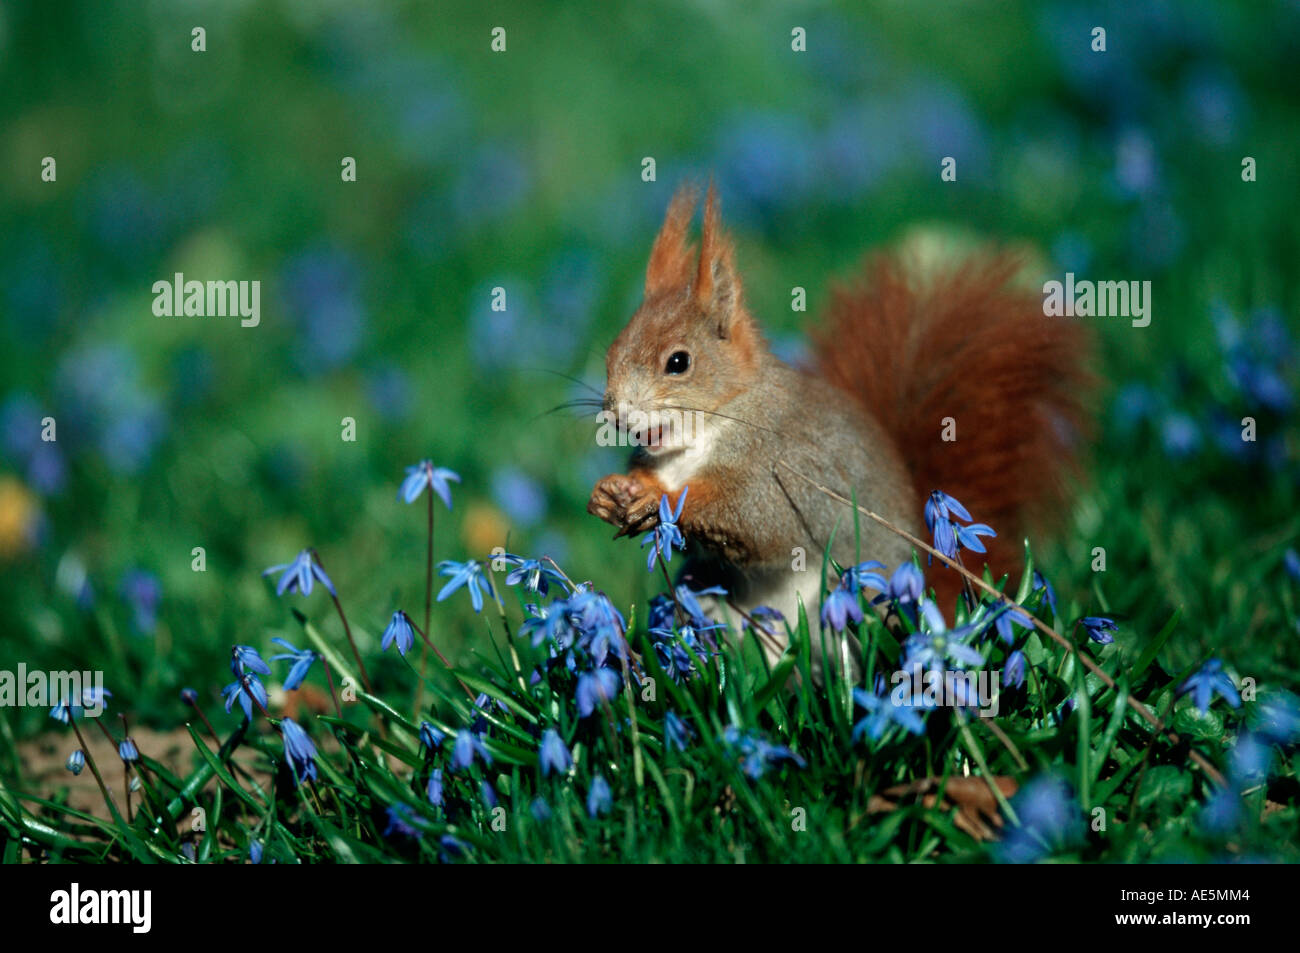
top-left (812, 251), bottom-right (1093, 598)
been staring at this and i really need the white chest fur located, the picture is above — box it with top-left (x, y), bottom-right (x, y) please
top-left (652, 417), bottom-right (724, 492)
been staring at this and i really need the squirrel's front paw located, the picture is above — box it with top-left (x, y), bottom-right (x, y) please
top-left (588, 473), bottom-right (662, 535)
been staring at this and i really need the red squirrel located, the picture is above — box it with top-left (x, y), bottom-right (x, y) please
top-left (587, 183), bottom-right (1091, 664)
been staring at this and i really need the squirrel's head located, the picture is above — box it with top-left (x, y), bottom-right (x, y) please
top-left (602, 183), bottom-right (766, 453)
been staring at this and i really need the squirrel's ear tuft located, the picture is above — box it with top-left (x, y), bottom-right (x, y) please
top-left (645, 185), bottom-right (699, 297)
top-left (694, 181), bottom-right (743, 337)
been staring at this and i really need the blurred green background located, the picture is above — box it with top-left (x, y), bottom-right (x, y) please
top-left (1, 0), bottom-right (1297, 740)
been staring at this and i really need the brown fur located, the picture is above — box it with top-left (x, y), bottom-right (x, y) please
top-left (811, 252), bottom-right (1093, 601)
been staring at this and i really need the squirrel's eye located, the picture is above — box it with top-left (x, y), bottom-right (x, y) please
top-left (664, 351), bottom-right (691, 375)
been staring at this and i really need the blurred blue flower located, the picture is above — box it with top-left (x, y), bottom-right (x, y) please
top-left (997, 775), bottom-right (1079, 863)
top-left (1004, 649), bottom-right (1028, 690)
top-left (480, 780), bottom-right (498, 810)
top-left (400, 461), bottom-right (460, 508)
top-left (1228, 732), bottom-right (1271, 785)
top-left (118, 738), bottom-right (139, 763)
top-left (1177, 659), bottom-right (1240, 714)
top-left (491, 468), bottom-right (547, 527)
top-left (437, 560), bottom-right (496, 613)
top-left (1114, 128), bottom-right (1159, 197)
top-left (270, 638), bottom-right (318, 690)
top-left (665, 711), bottom-right (693, 752)
top-left (66, 750), bottom-right (85, 775)
top-left (904, 600), bottom-right (985, 671)
top-left (1160, 412), bottom-right (1201, 458)
top-left (452, 729), bottom-right (492, 771)
top-left (852, 686), bottom-right (926, 741)
top-left (427, 768), bottom-right (445, 807)
top-left (249, 841), bottom-right (263, 865)
top-left (279, 246), bottom-right (366, 374)
top-left (120, 570), bottom-right (161, 635)
top-left (530, 796), bottom-right (552, 822)
top-left (587, 775), bottom-right (613, 817)
top-left (419, 721), bottom-right (446, 752)
top-left (365, 366), bottom-right (414, 421)
top-left (538, 728), bottom-right (572, 777)
top-left (263, 550), bottom-right (336, 598)
top-left (383, 804), bottom-right (423, 840)
top-left (576, 667), bottom-right (621, 717)
top-left (1254, 693), bottom-right (1300, 744)
top-left (714, 111), bottom-right (818, 226)
top-left (722, 725), bottom-right (806, 779)
top-left (380, 610), bottom-right (416, 656)
top-left (280, 718), bottom-right (318, 785)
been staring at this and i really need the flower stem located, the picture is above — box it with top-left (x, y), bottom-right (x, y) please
top-left (329, 592), bottom-right (372, 693)
top-left (70, 719), bottom-right (116, 820)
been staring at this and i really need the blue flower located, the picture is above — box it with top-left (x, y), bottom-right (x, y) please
top-left (576, 668), bottom-right (621, 717)
top-left (437, 560), bottom-right (496, 613)
top-left (1032, 571), bottom-right (1058, 617)
top-left (841, 560), bottom-right (887, 594)
top-left (118, 738), bottom-right (139, 763)
top-left (742, 605), bottom-right (785, 637)
top-left (180, 687), bottom-right (199, 705)
top-left (820, 578), bottom-right (864, 632)
top-left (878, 562), bottom-right (924, 607)
top-left (1079, 616), bottom-right (1118, 645)
top-left (280, 717), bottom-right (318, 785)
top-left (419, 721), bottom-right (446, 752)
top-left (500, 555), bottom-right (565, 596)
top-left (231, 645), bottom-right (272, 677)
top-left (1284, 548), bottom-right (1300, 583)
top-left (923, 490), bottom-right (995, 560)
top-left (262, 550), bottom-right (336, 598)
top-left (383, 803), bottom-right (423, 840)
top-left (641, 487), bottom-right (688, 571)
top-left (587, 774), bottom-right (613, 817)
top-left (1255, 693), bottom-right (1300, 744)
top-left (1229, 732), bottom-right (1271, 785)
top-left (480, 780), bottom-right (498, 810)
top-left (380, 610), bottom-right (416, 656)
top-left (427, 768), bottom-right (445, 806)
top-left (530, 796), bottom-right (552, 822)
top-left (997, 776), bottom-right (1079, 863)
top-left (519, 599), bottom-right (571, 648)
top-left (249, 841), bottom-right (264, 865)
top-left (1177, 659), bottom-right (1240, 714)
top-left (399, 460), bottom-right (461, 508)
top-left (650, 623), bottom-right (723, 682)
top-left (665, 711), bottom-right (693, 752)
top-left (852, 686), bottom-right (926, 741)
top-left (673, 583), bottom-right (727, 630)
top-left (1004, 649), bottom-right (1027, 690)
top-left (452, 729), bottom-right (493, 771)
top-left (120, 569), bottom-right (161, 635)
top-left (903, 601), bottom-right (985, 671)
top-left (722, 725), bottom-right (806, 779)
top-left (538, 728), bottom-right (572, 776)
top-left (223, 675), bottom-right (268, 721)
top-left (983, 603), bottom-right (1034, 646)
top-left (270, 638), bottom-right (317, 690)
top-left (66, 750), bottom-right (85, 775)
